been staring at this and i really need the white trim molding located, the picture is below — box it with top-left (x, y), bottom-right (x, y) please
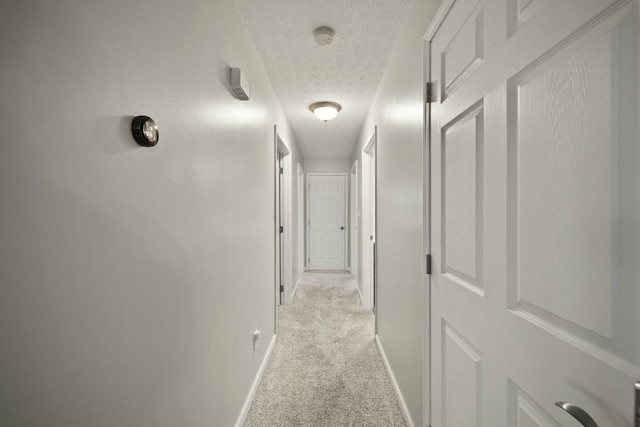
top-left (291, 279), bottom-right (302, 301)
top-left (354, 282), bottom-right (365, 306)
top-left (424, 0), bottom-right (455, 41)
top-left (375, 335), bottom-right (416, 427)
top-left (234, 335), bottom-right (277, 427)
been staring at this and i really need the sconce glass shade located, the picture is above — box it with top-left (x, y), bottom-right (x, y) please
top-left (310, 102), bottom-right (342, 121)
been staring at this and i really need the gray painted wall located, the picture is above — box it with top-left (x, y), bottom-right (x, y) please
top-left (350, 0), bottom-right (443, 425)
top-left (0, 1), bottom-right (301, 426)
top-left (304, 157), bottom-right (351, 173)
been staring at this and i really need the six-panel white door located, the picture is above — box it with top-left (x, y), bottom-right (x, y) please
top-left (308, 174), bottom-right (346, 271)
top-left (430, 0), bottom-right (640, 425)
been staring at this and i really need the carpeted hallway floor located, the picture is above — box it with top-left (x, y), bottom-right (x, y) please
top-left (244, 272), bottom-right (408, 427)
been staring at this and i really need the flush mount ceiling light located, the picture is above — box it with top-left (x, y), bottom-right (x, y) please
top-left (310, 102), bottom-right (341, 122)
top-left (313, 26), bottom-right (335, 46)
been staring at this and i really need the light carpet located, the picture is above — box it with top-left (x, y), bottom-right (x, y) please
top-left (244, 272), bottom-right (408, 427)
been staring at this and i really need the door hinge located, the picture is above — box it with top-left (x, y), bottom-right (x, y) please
top-left (280, 285), bottom-right (284, 292)
top-left (426, 82), bottom-right (435, 103)
top-left (426, 254), bottom-right (432, 275)
top-left (279, 167), bottom-right (284, 174)
top-left (279, 225), bottom-right (284, 234)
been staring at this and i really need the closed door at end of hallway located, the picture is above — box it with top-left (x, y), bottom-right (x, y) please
top-left (308, 174), bottom-right (346, 271)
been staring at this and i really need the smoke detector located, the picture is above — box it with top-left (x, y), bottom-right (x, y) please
top-left (313, 26), bottom-right (335, 46)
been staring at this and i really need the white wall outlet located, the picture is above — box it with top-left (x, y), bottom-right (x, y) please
top-left (252, 329), bottom-right (261, 350)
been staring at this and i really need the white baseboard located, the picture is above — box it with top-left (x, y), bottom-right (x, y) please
top-left (355, 283), bottom-right (365, 305)
top-left (291, 280), bottom-right (301, 300)
top-left (375, 335), bottom-right (416, 427)
top-left (235, 335), bottom-right (277, 427)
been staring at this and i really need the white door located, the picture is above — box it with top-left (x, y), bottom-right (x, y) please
top-left (350, 161), bottom-right (359, 279)
top-left (308, 174), bottom-right (346, 270)
top-left (430, 0), bottom-right (639, 426)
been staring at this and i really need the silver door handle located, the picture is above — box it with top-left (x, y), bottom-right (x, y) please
top-left (555, 402), bottom-right (599, 427)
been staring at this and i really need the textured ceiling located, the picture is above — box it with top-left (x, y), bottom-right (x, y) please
top-left (235, 0), bottom-right (414, 159)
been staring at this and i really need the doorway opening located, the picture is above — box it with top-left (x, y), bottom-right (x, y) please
top-left (297, 163), bottom-right (306, 278)
top-left (275, 129), bottom-right (290, 313)
top-left (361, 129), bottom-right (377, 313)
top-left (350, 160), bottom-right (359, 282)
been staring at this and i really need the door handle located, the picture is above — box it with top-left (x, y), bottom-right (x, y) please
top-left (340, 226), bottom-right (344, 230)
top-left (555, 402), bottom-right (599, 427)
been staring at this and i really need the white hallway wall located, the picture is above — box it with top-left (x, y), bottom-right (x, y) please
top-left (0, 1), bottom-right (302, 426)
top-left (350, 0), bottom-right (443, 425)
top-left (304, 157), bottom-right (351, 173)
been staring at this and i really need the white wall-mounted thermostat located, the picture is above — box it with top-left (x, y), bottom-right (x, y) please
top-left (131, 116), bottom-right (159, 147)
top-left (230, 68), bottom-right (250, 101)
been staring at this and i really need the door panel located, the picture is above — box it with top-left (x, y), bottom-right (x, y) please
top-left (308, 174), bottom-right (346, 270)
top-left (442, 1), bottom-right (485, 99)
top-left (442, 322), bottom-right (484, 427)
top-left (443, 103), bottom-right (484, 293)
top-left (430, 0), bottom-right (639, 426)
top-left (509, 30), bottom-right (615, 344)
top-left (507, 380), bottom-right (562, 427)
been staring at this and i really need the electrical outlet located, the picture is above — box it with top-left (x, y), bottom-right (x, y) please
top-left (253, 329), bottom-right (261, 350)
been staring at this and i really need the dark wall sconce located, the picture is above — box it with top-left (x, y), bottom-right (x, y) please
top-left (131, 116), bottom-right (159, 147)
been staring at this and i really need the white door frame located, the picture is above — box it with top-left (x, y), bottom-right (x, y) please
top-left (350, 160), bottom-right (359, 281)
top-left (306, 172), bottom-right (349, 271)
top-left (421, 36), bottom-right (432, 427)
top-left (361, 130), bottom-right (377, 311)
top-left (275, 129), bottom-right (290, 312)
top-left (297, 163), bottom-right (305, 277)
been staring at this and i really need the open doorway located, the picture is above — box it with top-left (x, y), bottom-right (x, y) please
top-left (297, 163), bottom-right (305, 277)
top-left (350, 161), bottom-right (358, 282)
top-left (361, 129), bottom-right (377, 313)
top-left (275, 129), bottom-right (290, 311)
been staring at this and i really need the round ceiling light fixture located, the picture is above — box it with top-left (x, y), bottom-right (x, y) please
top-left (313, 26), bottom-right (335, 46)
top-left (310, 101), bottom-right (342, 122)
